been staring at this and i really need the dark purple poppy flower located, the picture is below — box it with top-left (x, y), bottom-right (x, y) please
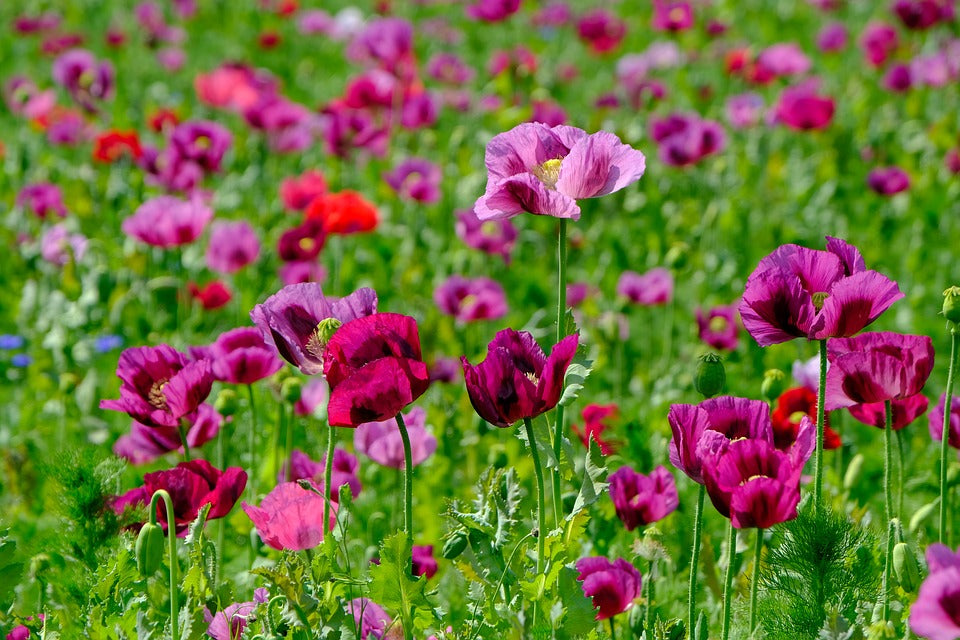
top-left (122, 196), bottom-right (213, 248)
top-left (347, 598), bottom-right (391, 640)
top-left (205, 220), bottom-right (260, 273)
top-left (893, 0), bottom-right (943, 29)
top-left (929, 392), bottom-right (960, 449)
top-left (861, 22), bottom-right (899, 67)
top-left (413, 545), bottom-right (438, 578)
top-left (384, 158), bottom-right (442, 204)
top-left (250, 283), bottom-right (377, 376)
top-left (617, 268), bottom-right (673, 305)
top-left (14, 12), bottom-right (61, 33)
top-left (282, 448), bottom-right (362, 499)
top-left (696, 305), bottom-right (739, 351)
top-left (652, 1), bottom-right (693, 31)
top-left (473, 122), bottom-right (645, 221)
top-left (277, 218), bottom-right (326, 262)
top-left (433, 275), bottom-right (508, 323)
top-left (354, 406), bottom-right (436, 469)
top-left (51, 48), bottom-right (113, 112)
top-left (461, 329), bottom-right (579, 428)
top-left (773, 80), bottom-right (835, 131)
top-left (243, 482), bottom-right (334, 551)
top-left (739, 236), bottom-right (903, 346)
top-left (868, 166), bottom-right (911, 195)
top-left (608, 465), bottom-right (679, 530)
top-left (575, 557), bottom-right (641, 620)
top-left (99, 344), bottom-right (214, 428)
top-left (577, 10), bottom-right (627, 54)
top-left (466, 0), bottom-right (520, 22)
top-left (320, 103), bottom-right (389, 159)
top-left (190, 327), bottom-right (284, 385)
top-left (847, 394), bottom-right (928, 431)
top-left (909, 544), bottom-right (960, 639)
top-left (817, 22), bottom-right (848, 52)
top-left (455, 208), bottom-right (517, 263)
top-left (883, 64), bottom-right (914, 92)
top-left (142, 460), bottom-right (247, 536)
top-left (323, 313), bottom-right (430, 427)
top-left (114, 403), bottom-right (222, 464)
top-left (530, 100), bottom-right (568, 127)
top-left (170, 120), bottom-right (232, 173)
top-left (825, 332), bottom-right (934, 409)
top-left (649, 112), bottom-right (725, 167)
top-left (17, 183), bottom-right (67, 219)
top-left (205, 588), bottom-right (269, 640)
top-left (428, 357), bottom-right (461, 384)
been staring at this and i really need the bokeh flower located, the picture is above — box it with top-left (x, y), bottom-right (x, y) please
top-left (243, 482), bottom-right (335, 550)
top-left (608, 465), bottom-right (679, 530)
top-left (354, 406), bottom-right (437, 469)
top-left (575, 557), bottom-right (641, 620)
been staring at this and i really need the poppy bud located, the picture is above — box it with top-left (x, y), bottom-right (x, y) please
top-left (909, 501), bottom-right (937, 533)
top-left (843, 454), bottom-right (864, 491)
top-left (281, 377), bottom-right (303, 404)
top-left (136, 522), bottom-right (164, 576)
top-left (214, 389), bottom-right (238, 417)
top-left (695, 612), bottom-right (708, 640)
top-left (442, 530), bottom-right (469, 559)
top-left (943, 286), bottom-right (960, 324)
top-left (760, 369), bottom-right (786, 402)
top-left (665, 242), bottom-right (689, 270)
top-left (694, 353), bottom-right (725, 398)
top-left (59, 372), bottom-right (79, 394)
top-left (893, 542), bottom-right (921, 592)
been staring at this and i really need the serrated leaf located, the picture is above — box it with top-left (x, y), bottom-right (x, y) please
top-left (367, 532), bottom-right (441, 633)
top-left (571, 438), bottom-right (609, 516)
top-left (557, 566), bottom-right (597, 638)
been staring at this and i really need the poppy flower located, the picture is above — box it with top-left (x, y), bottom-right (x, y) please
top-left (576, 10), bottom-right (627, 54)
top-left (347, 598), bottom-right (392, 640)
top-left (113, 403), bottom-right (222, 465)
top-left (929, 393), bottom-right (960, 449)
top-left (433, 275), bottom-right (508, 323)
top-left (170, 120), bottom-right (232, 173)
top-left (847, 394), bottom-right (929, 431)
top-left (696, 305), bottom-right (739, 351)
top-left (617, 268), bottom-right (673, 306)
top-left (281, 448), bottom-right (362, 499)
top-left (280, 169), bottom-right (327, 211)
top-left (868, 167), bottom-right (910, 195)
top-left (466, 0), bottom-right (520, 22)
top-left (771, 387), bottom-right (841, 450)
top-left (773, 80), bottom-right (835, 131)
top-left (189, 281), bottom-right (232, 310)
top-left (575, 557), bottom-right (642, 620)
top-left (92, 130), bottom-right (142, 162)
top-left (893, 0), bottom-right (944, 29)
top-left (40, 224), bottom-right (87, 265)
top-left (189, 327), bottom-right (284, 385)
top-left (571, 403), bottom-right (618, 454)
top-left (652, 1), bottom-right (694, 32)
top-left (51, 48), bottom-right (114, 111)
top-left (122, 196), bottom-right (214, 248)
top-left (16, 183), bottom-right (67, 219)
top-left (305, 190), bottom-right (379, 234)
top-left (354, 406), bottom-right (437, 469)
top-left (454, 208), bottom-right (517, 263)
top-left (473, 122), bottom-right (645, 221)
top-left (608, 465), bottom-right (679, 530)
top-left (739, 236), bottom-right (903, 347)
top-left (383, 157), bottom-right (442, 204)
top-left (860, 22), bottom-right (899, 67)
top-left (825, 332), bottom-right (934, 409)
top-left (909, 544), bottom-right (960, 640)
top-left (323, 313), bottom-right (430, 427)
top-left (243, 482), bottom-right (334, 550)
top-left (277, 218), bottom-right (326, 262)
top-left (205, 589), bottom-right (269, 640)
top-left (412, 544), bottom-right (438, 578)
top-left (205, 221), bottom-right (260, 274)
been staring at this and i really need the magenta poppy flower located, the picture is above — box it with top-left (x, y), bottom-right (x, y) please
top-left (929, 393), bottom-right (960, 449)
top-left (473, 122), bottom-right (645, 222)
top-left (51, 48), bottom-right (114, 111)
top-left (576, 10), bottom-right (627, 54)
top-left (413, 545), bottom-right (439, 578)
top-left (190, 327), bottom-right (284, 385)
top-left (847, 394), bottom-right (929, 431)
top-left (649, 112), bottom-right (725, 167)
top-left (455, 208), bottom-right (517, 263)
top-left (170, 120), bottom-right (232, 173)
top-left (617, 268), bottom-right (673, 306)
top-left (383, 158), bottom-right (442, 204)
top-left (100, 344), bottom-right (214, 428)
top-left (429, 357), bottom-right (461, 384)
top-left (868, 167), bottom-right (911, 195)
top-left (909, 544), bottom-right (960, 639)
top-left (774, 80), bottom-right (835, 131)
top-left (883, 64), bottom-right (914, 92)
top-left (466, 0), bottom-right (520, 22)
top-left (726, 93), bottom-right (765, 129)
top-left (354, 406), bottom-right (437, 469)
top-left (739, 236), bottom-right (903, 346)
top-left (347, 598), bottom-right (392, 640)
top-left (652, 1), bottom-right (693, 31)
top-left (817, 22), bottom-right (848, 52)
top-left (122, 196), bottom-right (213, 248)
top-left (427, 53), bottom-right (475, 84)
top-left (861, 22), bottom-right (899, 67)
top-left (323, 313), bottom-right (430, 427)
top-left (205, 220), bottom-right (260, 273)
top-left (608, 465), bottom-right (679, 530)
top-left (575, 557), bottom-right (641, 620)
top-left (756, 43), bottom-right (812, 78)
top-left (825, 332), bottom-right (934, 409)
top-left (114, 403), bottom-right (222, 465)
top-left (293, 378), bottom-right (329, 416)
top-left (893, 0), bottom-right (943, 29)
top-left (243, 482), bottom-right (334, 550)
top-left (282, 448), bottom-right (362, 499)
top-left (346, 17), bottom-right (415, 80)
top-left (277, 218), bottom-right (326, 262)
top-left (250, 283), bottom-right (377, 376)
top-left (433, 275), bottom-right (508, 323)
top-left (280, 169), bottom-right (326, 211)
top-left (17, 183), bottom-right (67, 219)
top-left (4, 76), bottom-right (56, 120)
top-left (912, 52), bottom-right (953, 88)
top-left (40, 224), bottom-right (87, 266)
top-left (14, 12), bottom-right (60, 33)
top-left (279, 260), bottom-right (326, 286)
top-left (462, 329), bottom-right (579, 428)
top-left (205, 588), bottom-right (269, 640)
top-left (696, 305), bottom-right (739, 351)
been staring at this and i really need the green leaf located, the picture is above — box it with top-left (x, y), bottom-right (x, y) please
top-left (571, 438), bottom-right (609, 516)
top-left (367, 532), bottom-right (441, 633)
top-left (559, 345), bottom-right (593, 407)
top-left (0, 534), bottom-right (25, 602)
top-left (557, 566), bottom-right (599, 638)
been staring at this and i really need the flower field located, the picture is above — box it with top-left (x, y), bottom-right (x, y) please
top-left (3, 0), bottom-right (960, 638)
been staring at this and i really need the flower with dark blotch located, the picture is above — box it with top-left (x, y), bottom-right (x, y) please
top-left (347, 598), bottom-right (392, 640)
top-left (576, 10), bottom-right (627, 54)
top-left (170, 120), bottom-right (232, 173)
top-left (99, 344), bottom-right (214, 428)
top-left (860, 22), bottom-right (899, 67)
top-left (649, 112), bottom-right (725, 167)
top-left (323, 313), bottom-right (430, 427)
top-left (354, 406), bottom-right (437, 469)
top-left (908, 543), bottom-right (960, 640)
top-left (384, 157), bottom-right (442, 204)
top-left (282, 448), bottom-right (362, 499)
top-left (455, 208), bottom-right (517, 263)
top-left (52, 48), bottom-right (114, 111)
top-left (773, 80), bottom-right (835, 131)
top-left (250, 283), bottom-right (377, 376)
top-left (883, 64), bottom-right (913, 93)
top-left (652, 1), bottom-right (693, 31)
top-left (206, 220), bottom-right (260, 274)
top-left (114, 403), bottom-right (222, 465)
top-left (617, 268), bottom-right (673, 306)
top-left (461, 329), bottom-right (579, 428)
top-left (433, 275), bottom-right (508, 323)
top-left (17, 183), bottom-right (66, 219)
top-left (243, 482), bottom-right (334, 550)
top-left (278, 218), bottom-right (326, 262)
top-left (122, 196), bottom-right (214, 248)
top-left (205, 588), bottom-right (268, 640)
top-left (466, 0), bottom-right (520, 22)
top-left (190, 327), bottom-right (284, 385)
top-left (893, 0), bottom-right (944, 30)
top-left (473, 122), bottom-right (645, 221)
top-left (868, 167), bottom-right (911, 195)
top-left (608, 465), bottom-right (679, 530)
top-left (696, 305), bottom-right (739, 351)
top-left (771, 387), bottom-right (841, 450)
top-left (825, 332), bottom-right (934, 410)
top-left (848, 394), bottom-right (929, 431)
top-left (571, 403), bottom-right (618, 454)
top-left (739, 237), bottom-right (903, 347)
top-left (929, 393), bottom-right (960, 449)
top-left (817, 22), bottom-right (848, 52)
top-left (575, 557), bottom-right (641, 620)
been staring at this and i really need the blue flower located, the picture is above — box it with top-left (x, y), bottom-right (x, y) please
top-left (0, 335), bottom-right (25, 350)
top-left (95, 335), bottom-right (123, 353)
top-left (11, 353), bottom-right (32, 367)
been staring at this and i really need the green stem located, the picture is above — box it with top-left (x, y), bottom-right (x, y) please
top-left (749, 528), bottom-right (763, 634)
top-left (324, 421), bottom-right (336, 552)
top-left (608, 617), bottom-right (618, 640)
top-left (523, 417), bottom-right (547, 627)
top-left (149, 490), bottom-right (179, 640)
top-left (882, 519), bottom-right (895, 622)
top-left (178, 420), bottom-right (191, 462)
top-left (645, 559), bottom-right (656, 633)
top-left (941, 327), bottom-right (958, 543)
top-left (246, 385), bottom-right (258, 500)
top-left (396, 412), bottom-right (414, 571)
top-left (721, 522), bottom-right (737, 640)
top-left (813, 339), bottom-right (828, 514)
top-left (688, 485), bottom-right (706, 637)
top-left (273, 401), bottom-right (284, 482)
top-left (216, 426), bottom-right (225, 587)
top-left (284, 402), bottom-right (294, 483)
top-left (895, 428), bottom-right (905, 520)
top-left (551, 219), bottom-right (568, 527)
top-left (883, 400), bottom-right (894, 623)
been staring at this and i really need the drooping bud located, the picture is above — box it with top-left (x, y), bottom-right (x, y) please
top-left (761, 369), bottom-right (786, 403)
top-left (843, 454), bottom-right (864, 491)
top-left (213, 389), bottom-right (238, 417)
top-left (441, 530), bottom-right (469, 560)
top-left (694, 353), bottom-right (726, 398)
top-left (893, 542), bottom-right (921, 592)
top-left (943, 286), bottom-right (960, 324)
top-left (136, 522), bottom-right (164, 577)
top-left (281, 377), bottom-right (303, 404)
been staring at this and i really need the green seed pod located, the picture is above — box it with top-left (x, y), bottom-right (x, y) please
top-left (843, 454), bottom-right (865, 491)
top-left (893, 542), bottom-right (921, 593)
top-left (313, 318), bottom-right (344, 351)
top-left (213, 389), bottom-right (238, 417)
top-left (281, 377), bottom-right (303, 404)
top-left (694, 353), bottom-right (726, 398)
top-left (441, 530), bottom-right (469, 560)
top-left (943, 286), bottom-right (960, 324)
top-left (136, 522), bottom-right (164, 577)
top-left (760, 369), bottom-right (786, 403)
top-left (910, 502), bottom-right (938, 533)
top-left (665, 242), bottom-right (690, 270)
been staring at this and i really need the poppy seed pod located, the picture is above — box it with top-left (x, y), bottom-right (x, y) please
top-left (943, 286), bottom-right (960, 324)
top-left (442, 530), bottom-right (469, 559)
top-left (893, 542), bottom-right (921, 592)
top-left (694, 353), bottom-right (725, 398)
top-left (136, 522), bottom-right (164, 576)
top-left (213, 389), bottom-right (238, 417)
top-left (761, 369), bottom-right (786, 402)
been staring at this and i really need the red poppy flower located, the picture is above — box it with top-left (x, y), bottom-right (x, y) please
top-left (771, 387), bottom-right (841, 450)
top-left (189, 281), bottom-right (232, 310)
top-left (306, 190), bottom-right (379, 235)
top-left (93, 130), bottom-right (142, 162)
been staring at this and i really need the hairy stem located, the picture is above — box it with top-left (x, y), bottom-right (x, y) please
top-left (324, 421), bottom-right (336, 553)
top-left (551, 219), bottom-right (568, 527)
top-left (721, 522), bottom-right (738, 640)
top-left (814, 339), bottom-right (828, 514)
top-left (149, 490), bottom-right (179, 640)
top-left (688, 485), bottom-right (706, 637)
top-left (396, 412), bottom-right (414, 570)
top-left (524, 417), bottom-right (548, 628)
top-left (749, 528), bottom-right (763, 634)
top-left (941, 327), bottom-right (958, 543)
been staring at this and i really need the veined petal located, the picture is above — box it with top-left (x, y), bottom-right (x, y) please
top-left (483, 122), bottom-right (569, 183)
top-left (476, 173), bottom-right (581, 220)
top-left (555, 131), bottom-right (646, 199)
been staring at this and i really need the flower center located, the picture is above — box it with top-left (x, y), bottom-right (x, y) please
top-left (148, 379), bottom-right (169, 410)
top-left (811, 291), bottom-right (829, 311)
top-left (708, 316), bottom-right (728, 333)
top-left (669, 6), bottom-right (686, 22)
top-left (524, 371), bottom-right (540, 386)
top-left (195, 135), bottom-right (210, 150)
top-left (305, 318), bottom-right (343, 359)
top-left (460, 294), bottom-right (478, 309)
top-left (531, 158), bottom-right (563, 190)
top-left (298, 237), bottom-right (316, 253)
top-left (78, 70), bottom-right (95, 89)
top-left (789, 411), bottom-right (807, 424)
top-left (480, 221), bottom-right (499, 237)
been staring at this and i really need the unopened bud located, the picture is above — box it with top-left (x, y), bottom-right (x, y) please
top-left (943, 286), bottom-right (960, 324)
top-left (761, 369), bottom-right (786, 402)
top-left (136, 523), bottom-right (164, 576)
top-left (893, 542), bottom-right (921, 593)
top-left (694, 353), bottom-right (726, 398)
top-left (281, 377), bottom-right (303, 404)
top-left (213, 389), bottom-right (238, 417)
top-left (909, 501), bottom-right (938, 533)
top-left (488, 445), bottom-right (508, 469)
top-left (843, 454), bottom-right (865, 491)
top-left (441, 530), bottom-right (469, 560)
top-left (59, 373), bottom-right (79, 394)
top-left (665, 242), bottom-right (690, 270)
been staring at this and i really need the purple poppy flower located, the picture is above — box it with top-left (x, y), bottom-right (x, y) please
top-left (40, 224), bottom-right (87, 265)
top-left (466, 0), bottom-right (520, 22)
top-left (429, 357), bottom-right (460, 384)
top-left (137, 460), bottom-right (247, 536)
top-left (817, 22), bottom-right (848, 52)
top-left (883, 64), bottom-right (914, 92)
top-left (433, 275), bottom-right (508, 323)
top-left (347, 17), bottom-right (415, 80)
top-left (205, 588), bottom-right (269, 640)
top-left (354, 406), bottom-right (437, 469)
top-left (473, 122), bottom-right (646, 221)
top-left (383, 158), bottom-right (442, 204)
top-left (909, 544), bottom-right (960, 640)
top-left (868, 167), bottom-right (910, 195)
top-left (847, 394), bottom-right (929, 431)
top-left (861, 22), bottom-right (899, 67)
top-left (122, 195), bottom-right (214, 248)
top-left (279, 260), bottom-right (327, 286)
top-left (282, 448), bottom-right (362, 499)
top-left (575, 557), bottom-right (642, 620)
top-left (652, 1), bottom-right (694, 31)
top-left (51, 48), bottom-right (114, 111)
top-left (297, 9), bottom-right (334, 35)
top-left (929, 392), bottom-right (960, 449)
top-left (427, 53), bottom-right (475, 84)
top-left (455, 208), bottom-right (517, 263)
top-left (530, 100), bottom-right (568, 127)
top-left (17, 183), bottom-right (67, 219)
top-left (913, 52), bottom-right (954, 87)
top-left (413, 544), bottom-right (438, 578)
top-left (726, 93), bottom-right (764, 129)
top-left (114, 403), bottom-right (222, 465)
top-left (243, 482), bottom-right (334, 551)
top-left (250, 283), bottom-right (377, 376)
top-left (4, 77), bottom-right (56, 120)
top-left (617, 268), bottom-right (673, 306)
top-left (532, 1), bottom-right (573, 27)
top-left (157, 48), bottom-right (185, 72)
top-left (577, 9), bottom-right (627, 53)
top-left (99, 344), bottom-right (214, 428)
top-left (321, 104), bottom-right (389, 159)
top-left (739, 236), bottom-right (903, 346)
top-left (696, 305), bottom-right (739, 351)
top-left (461, 329), bottom-right (579, 428)
top-left (649, 113), bottom-right (725, 166)
top-left (893, 0), bottom-right (943, 29)
top-left (608, 465), bottom-right (679, 530)
top-left (773, 80), bottom-right (835, 131)
top-left (277, 218), bottom-right (326, 262)
top-left (190, 327), bottom-right (284, 385)
top-left (757, 43), bottom-right (812, 77)
top-left (205, 220), bottom-right (260, 274)
top-left (824, 332), bottom-right (934, 409)
top-left (347, 598), bottom-right (392, 640)
top-left (170, 120), bottom-right (232, 173)
top-left (400, 91), bottom-right (439, 130)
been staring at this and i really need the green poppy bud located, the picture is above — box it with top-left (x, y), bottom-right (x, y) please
top-left (760, 369), bottom-right (786, 402)
top-left (665, 242), bottom-right (690, 270)
top-left (136, 522), bottom-right (164, 577)
top-left (442, 530), bottom-right (469, 560)
top-left (893, 542), bottom-right (921, 593)
top-left (843, 454), bottom-right (864, 491)
top-left (695, 611), bottom-right (709, 640)
top-left (281, 377), bottom-right (303, 404)
top-left (910, 502), bottom-right (938, 533)
top-left (943, 286), bottom-right (960, 324)
top-left (694, 353), bottom-right (725, 398)
top-left (213, 389), bottom-right (238, 417)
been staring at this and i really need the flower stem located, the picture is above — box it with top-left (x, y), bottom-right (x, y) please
top-left (882, 519), bottom-right (895, 622)
top-left (149, 490), bottom-right (179, 640)
top-left (813, 339), bottom-right (828, 514)
top-left (941, 326), bottom-right (959, 543)
top-left (396, 412), bottom-right (414, 573)
top-left (883, 400), bottom-right (894, 623)
top-left (721, 522), bottom-right (737, 640)
top-left (749, 528), bottom-right (763, 634)
top-left (177, 420), bottom-right (191, 462)
top-left (284, 403), bottom-right (294, 483)
top-left (246, 384), bottom-right (259, 500)
top-left (895, 428), bottom-right (905, 520)
top-left (645, 559), bottom-right (656, 633)
top-left (524, 417), bottom-right (547, 627)
top-left (216, 425), bottom-right (225, 588)
top-left (688, 484), bottom-right (706, 637)
top-left (608, 617), bottom-right (618, 640)
top-left (324, 420), bottom-right (336, 553)
top-left (273, 401), bottom-right (284, 482)
top-left (551, 219), bottom-right (568, 527)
